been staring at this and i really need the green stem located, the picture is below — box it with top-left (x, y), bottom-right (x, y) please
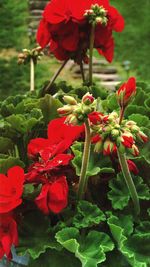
top-left (45, 59), bottom-right (68, 93)
top-left (117, 150), bottom-right (140, 215)
top-left (30, 58), bottom-right (35, 92)
top-left (119, 107), bottom-right (125, 124)
top-left (80, 60), bottom-right (85, 83)
top-left (77, 119), bottom-right (91, 200)
top-left (89, 25), bottom-right (95, 86)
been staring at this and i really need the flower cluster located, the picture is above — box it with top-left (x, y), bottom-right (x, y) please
top-left (91, 111), bottom-right (148, 156)
top-left (37, 0), bottom-right (124, 63)
top-left (18, 47), bottom-right (43, 65)
top-left (57, 93), bottom-right (96, 125)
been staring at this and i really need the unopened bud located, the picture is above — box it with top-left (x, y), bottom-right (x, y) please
top-left (103, 139), bottom-right (116, 155)
top-left (65, 114), bottom-right (78, 126)
top-left (94, 139), bottom-right (103, 153)
top-left (57, 105), bottom-right (72, 116)
top-left (129, 144), bottom-right (139, 157)
top-left (63, 95), bottom-right (77, 105)
top-left (136, 131), bottom-right (148, 143)
top-left (82, 93), bottom-right (94, 105)
top-left (111, 129), bottom-right (120, 139)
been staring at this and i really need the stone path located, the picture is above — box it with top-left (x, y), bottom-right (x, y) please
top-left (65, 59), bottom-right (121, 91)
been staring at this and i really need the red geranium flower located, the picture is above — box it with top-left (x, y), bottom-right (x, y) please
top-left (25, 153), bottom-right (73, 183)
top-left (117, 77), bottom-right (136, 108)
top-left (0, 214), bottom-right (18, 260)
top-left (35, 176), bottom-right (68, 214)
top-left (0, 166), bottom-right (24, 214)
top-left (37, 0), bottom-right (124, 63)
top-left (88, 111), bottom-right (104, 124)
top-left (28, 117), bottom-right (84, 161)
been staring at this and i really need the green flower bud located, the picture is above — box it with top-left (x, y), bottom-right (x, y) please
top-left (57, 105), bottom-right (72, 116)
top-left (63, 95), bottom-right (77, 105)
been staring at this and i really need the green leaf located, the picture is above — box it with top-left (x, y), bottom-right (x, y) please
top-left (107, 93), bottom-right (118, 111)
top-left (132, 87), bottom-right (147, 106)
top-left (71, 142), bottom-right (114, 177)
top-left (6, 114), bottom-right (27, 134)
top-left (125, 105), bottom-right (149, 117)
top-left (23, 184), bottom-right (42, 200)
top-left (0, 156), bottom-right (24, 174)
top-left (28, 249), bottom-right (81, 267)
top-left (17, 210), bottom-right (61, 260)
top-left (107, 214), bottom-right (150, 267)
top-left (72, 200), bottom-right (105, 228)
top-left (39, 94), bottom-right (62, 124)
top-left (56, 227), bottom-right (114, 267)
top-left (108, 174), bottom-right (150, 210)
top-left (128, 114), bottom-right (150, 127)
top-left (0, 136), bottom-right (14, 153)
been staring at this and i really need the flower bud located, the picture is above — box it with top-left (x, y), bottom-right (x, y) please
top-left (111, 129), bottom-right (120, 139)
top-left (82, 93), bottom-right (94, 105)
top-left (121, 132), bottom-right (134, 148)
top-left (103, 139), bottom-right (116, 156)
top-left (129, 144), bottom-right (139, 157)
top-left (136, 131), bottom-right (148, 143)
top-left (116, 77), bottom-right (136, 108)
top-left (94, 138), bottom-right (103, 153)
top-left (63, 95), bottom-right (77, 105)
top-left (65, 114), bottom-right (78, 126)
top-left (57, 105), bottom-right (72, 116)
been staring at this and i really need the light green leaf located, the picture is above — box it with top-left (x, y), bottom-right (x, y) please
top-left (108, 174), bottom-right (150, 210)
top-left (56, 227), bottom-right (114, 267)
top-left (39, 94), bottom-right (62, 124)
top-left (128, 114), bottom-right (150, 127)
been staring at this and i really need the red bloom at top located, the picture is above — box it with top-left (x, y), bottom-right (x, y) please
top-left (0, 214), bottom-right (18, 260)
top-left (116, 77), bottom-right (136, 108)
top-left (37, 0), bottom-right (124, 63)
top-left (0, 166), bottom-right (24, 214)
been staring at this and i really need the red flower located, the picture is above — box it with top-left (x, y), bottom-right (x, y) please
top-left (136, 131), bottom-right (148, 143)
top-left (25, 154), bottom-right (73, 183)
top-left (0, 214), bottom-right (18, 260)
top-left (28, 117), bottom-right (84, 161)
top-left (88, 111), bottom-right (103, 124)
top-left (36, 0), bottom-right (124, 63)
top-left (117, 77), bottom-right (136, 107)
top-left (35, 176), bottom-right (68, 214)
top-left (0, 166), bottom-right (24, 214)
top-left (121, 133), bottom-right (134, 148)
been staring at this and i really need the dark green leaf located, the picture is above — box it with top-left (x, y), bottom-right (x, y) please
top-left (0, 156), bottom-right (24, 174)
top-left (72, 200), bottom-right (105, 228)
top-left (108, 174), bottom-right (150, 210)
top-left (17, 210), bottom-right (61, 259)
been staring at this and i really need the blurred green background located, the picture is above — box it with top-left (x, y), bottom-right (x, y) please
top-left (0, 0), bottom-right (150, 100)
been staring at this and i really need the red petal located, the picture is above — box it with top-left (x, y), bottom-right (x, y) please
top-left (35, 184), bottom-right (49, 214)
top-left (48, 176), bottom-right (68, 213)
top-left (36, 18), bottom-right (51, 48)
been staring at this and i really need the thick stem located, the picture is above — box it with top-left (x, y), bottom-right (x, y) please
top-left (45, 59), bottom-right (68, 93)
top-left (30, 58), bottom-right (35, 92)
top-left (89, 25), bottom-right (95, 86)
top-left (77, 119), bottom-right (91, 200)
top-left (80, 60), bottom-right (85, 83)
top-left (117, 150), bottom-right (140, 215)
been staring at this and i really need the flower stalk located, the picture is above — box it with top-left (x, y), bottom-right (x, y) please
top-left (117, 150), bottom-right (140, 215)
top-left (77, 119), bottom-right (91, 200)
top-left (89, 25), bottom-right (95, 86)
top-left (45, 59), bottom-right (68, 93)
top-left (30, 58), bottom-right (35, 92)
